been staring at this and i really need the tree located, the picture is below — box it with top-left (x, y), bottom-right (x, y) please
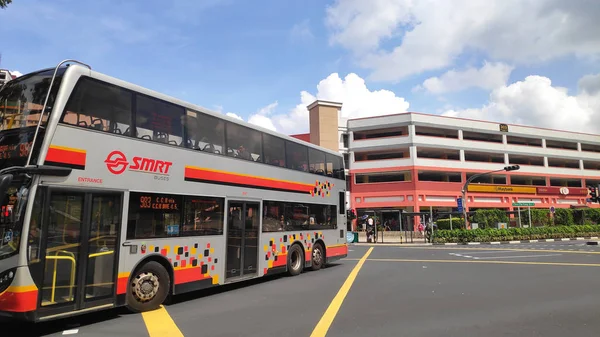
top-left (0, 0), bottom-right (12, 9)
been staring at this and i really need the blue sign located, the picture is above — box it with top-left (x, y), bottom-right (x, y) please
top-left (457, 197), bottom-right (463, 212)
top-left (3, 231), bottom-right (12, 244)
top-left (550, 206), bottom-right (555, 213)
top-left (346, 232), bottom-right (354, 243)
top-left (167, 225), bottom-right (180, 236)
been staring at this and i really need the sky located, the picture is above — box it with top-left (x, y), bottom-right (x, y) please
top-left (1, 0), bottom-right (600, 135)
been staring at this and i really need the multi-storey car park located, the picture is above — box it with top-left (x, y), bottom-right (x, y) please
top-left (292, 100), bottom-right (599, 232)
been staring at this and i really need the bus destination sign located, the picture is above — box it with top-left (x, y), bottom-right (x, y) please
top-left (139, 195), bottom-right (179, 210)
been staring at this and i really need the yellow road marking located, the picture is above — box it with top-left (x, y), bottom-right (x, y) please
top-left (141, 305), bottom-right (184, 337)
top-left (310, 247), bottom-right (374, 337)
top-left (360, 245), bottom-right (600, 255)
top-left (345, 257), bottom-right (600, 267)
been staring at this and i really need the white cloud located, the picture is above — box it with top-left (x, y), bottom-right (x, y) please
top-left (248, 101), bottom-right (278, 131)
top-left (443, 73), bottom-right (600, 133)
top-left (290, 19), bottom-right (314, 42)
top-left (415, 62), bottom-right (514, 94)
top-left (268, 73), bottom-right (409, 134)
top-left (326, 0), bottom-right (600, 82)
top-left (218, 73), bottom-right (409, 135)
top-left (226, 112), bottom-right (243, 120)
top-left (579, 73), bottom-right (600, 96)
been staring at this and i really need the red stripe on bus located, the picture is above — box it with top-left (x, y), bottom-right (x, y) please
top-left (185, 167), bottom-right (313, 193)
top-left (116, 277), bottom-right (128, 295)
top-left (174, 267), bottom-right (211, 285)
top-left (326, 245), bottom-right (348, 258)
top-left (272, 254), bottom-right (288, 268)
top-left (0, 289), bottom-right (38, 312)
top-left (46, 146), bottom-right (87, 166)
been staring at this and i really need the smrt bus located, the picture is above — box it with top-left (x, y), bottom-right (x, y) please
top-left (0, 60), bottom-right (348, 321)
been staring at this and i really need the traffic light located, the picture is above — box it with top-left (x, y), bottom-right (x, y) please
top-left (346, 209), bottom-right (357, 220)
top-left (504, 165), bottom-right (520, 171)
top-left (588, 186), bottom-right (598, 203)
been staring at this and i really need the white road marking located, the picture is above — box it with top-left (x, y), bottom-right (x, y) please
top-left (472, 254), bottom-right (562, 260)
top-left (63, 330), bottom-right (79, 335)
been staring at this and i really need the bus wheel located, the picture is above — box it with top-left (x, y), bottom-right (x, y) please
top-left (287, 244), bottom-right (304, 276)
top-left (126, 261), bottom-right (170, 313)
top-left (311, 243), bottom-right (325, 271)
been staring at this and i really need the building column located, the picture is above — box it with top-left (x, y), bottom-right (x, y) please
top-left (577, 142), bottom-right (582, 152)
top-left (504, 153), bottom-right (509, 165)
top-left (408, 124), bottom-right (416, 137)
top-left (542, 139), bottom-right (547, 148)
top-left (544, 157), bottom-right (548, 167)
top-left (502, 134), bottom-right (507, 144)
top-left (460, 149), bottom-right (465, 162)
top-left (458, 129), bottom-right (463, 140)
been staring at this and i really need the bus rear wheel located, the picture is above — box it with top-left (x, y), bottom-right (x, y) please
top-left (287, 244), bottom-right (304, 276)
top-left (311, 243), bottom-right (325, 270)
top-left (126, 261), bottom-right (170, 313)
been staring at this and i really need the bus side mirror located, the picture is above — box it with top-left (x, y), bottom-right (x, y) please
top-left (0, 174), bottom-right (14, 203)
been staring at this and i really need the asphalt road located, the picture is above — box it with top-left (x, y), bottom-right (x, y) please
top-left (6, 241), bottom-right (600, 336)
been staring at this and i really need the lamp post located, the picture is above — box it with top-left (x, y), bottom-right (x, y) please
top-left (461, 165), bottom-right (520, 229)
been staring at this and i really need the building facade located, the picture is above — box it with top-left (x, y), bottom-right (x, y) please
top-left (292, 101), bottom-right (600, 231)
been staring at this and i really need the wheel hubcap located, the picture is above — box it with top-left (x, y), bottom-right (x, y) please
top-left (132, 272), bottom-right (159, 303)
top-left (313, 247), bottom-right (323, 265)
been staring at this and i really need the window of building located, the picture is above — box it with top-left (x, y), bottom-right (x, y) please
top-left (181, 196), bottom-right (224, 236)
top-left (184, 110), bottom-right (225, 154)
top-left (262, 133), bottom-right (286, 167)
top-left (286, 141), bottom-right (308, 172)
top-left (342, 134), bottom-right (349, 148)
top-left (135, 94), bottom-right (185, 145)
top-left (343, 153), bottom-right (350, 169)
top-left (309, 148), bottom-right (326, 175)
top-left (127, 192), bottom-right (182, 239)
top-left (262, 200), bottom-right (336, 232)
top-left (225, 122), bottom-right (262, 162)
top-left (61, 77), bottom-right (133, 135)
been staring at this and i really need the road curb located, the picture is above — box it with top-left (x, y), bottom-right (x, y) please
top-left (352, 236), bottom-right (600, 246)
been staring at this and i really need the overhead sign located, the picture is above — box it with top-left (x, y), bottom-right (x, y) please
top-left (467, 184), bottom-right (536, 194)
top-left (536, 186), bottom-right (588, 196)
top-left (513, 202), bottom-right (535, 207)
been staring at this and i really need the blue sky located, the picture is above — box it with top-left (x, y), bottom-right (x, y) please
top-left (1, 0), bottom-right (599, 134)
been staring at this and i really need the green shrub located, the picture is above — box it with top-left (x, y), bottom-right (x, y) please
top-left (471, 209), bottom-right (509, 229)
top-left (554, 208), bottom-right (575, 226)
top-left (431, 225), bottom-right (600, 243)
top-left (435, 218), bottom-right (464, 230)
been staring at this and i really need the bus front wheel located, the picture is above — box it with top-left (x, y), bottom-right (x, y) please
top-left (287, 244), bottom-right (304, 276)
top-left (311, 242), bottom-right (325, 270)
top-left (126, 261), bottom-right (170, 313)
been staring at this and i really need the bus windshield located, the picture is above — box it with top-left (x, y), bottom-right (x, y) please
top-left (0, 177), bottom-right (31, 260)
top-left (0, 68), bottom-right (64, 168)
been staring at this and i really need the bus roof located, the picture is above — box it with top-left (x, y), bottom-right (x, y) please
top-left (51, 63), bottom-right (343, 158)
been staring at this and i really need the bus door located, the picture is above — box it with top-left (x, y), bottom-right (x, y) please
top-left (33, 188), bottom-right (122, 318)
top-left (225, 200), bottom-right (260, 281)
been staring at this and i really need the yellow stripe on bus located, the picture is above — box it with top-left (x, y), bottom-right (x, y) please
top-left (185, 166), bottom-right (315, 188)
top-left (48, 145), bottom-right (87, 153)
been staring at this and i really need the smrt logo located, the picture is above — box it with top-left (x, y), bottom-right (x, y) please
top-left (105, 150), bottom-right (173, 176)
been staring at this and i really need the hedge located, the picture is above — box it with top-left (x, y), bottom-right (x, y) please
top-left (432, 225), bottom-right (600, 243)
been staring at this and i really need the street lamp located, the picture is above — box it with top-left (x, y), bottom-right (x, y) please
top-left (461, 165), bottom-right (520, 229)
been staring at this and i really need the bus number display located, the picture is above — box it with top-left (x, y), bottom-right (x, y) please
top-left (139, 194), bottom-right (179, 210)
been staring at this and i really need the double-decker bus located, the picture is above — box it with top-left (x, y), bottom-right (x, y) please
top-left (0, 60), bottom-right (348, 322)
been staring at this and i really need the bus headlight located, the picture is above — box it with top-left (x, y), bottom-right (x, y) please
top-left (0, 268), bottom-right (16, 293)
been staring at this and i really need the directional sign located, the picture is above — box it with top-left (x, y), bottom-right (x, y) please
top-left (550, 206), bottom-right (555, 213)
top-left (346, 232), bottom-right (354, 243)
top-left (457, 197), bottom-right (463, 212)
top-left (513, 202), bottom-right (535, 207)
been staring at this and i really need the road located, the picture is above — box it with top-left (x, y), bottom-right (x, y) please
top-left (7, 241), bottom-right (600, 336)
